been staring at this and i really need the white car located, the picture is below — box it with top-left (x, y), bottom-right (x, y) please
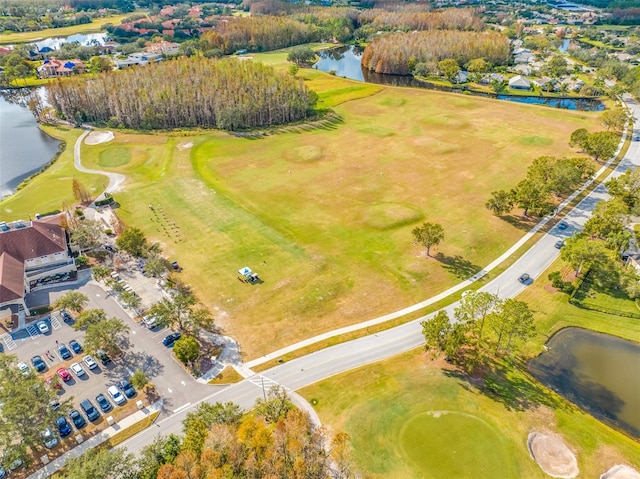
top-left (40, 428), bottom-right (58, 449)
top-left (107, 385), bottom-right (126, 405)
top-left (70, 362), bottom-right (86, 377)
top-left (17, 362), bottom-right (30, 377)
top-left (83, 355), bottom-right (98, 370)
top-left (36, 320), bottom-right (50, 334)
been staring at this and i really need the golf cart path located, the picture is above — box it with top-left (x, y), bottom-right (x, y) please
top-left (74, 129), bottom-right (126, 194)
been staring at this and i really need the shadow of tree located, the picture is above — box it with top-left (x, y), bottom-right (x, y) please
top-left (500, 214), bottom-right (540, 232)
top-left (434, 253), bottom-right (482, 280)
top-left (106, 351), bottom-right (165, 381)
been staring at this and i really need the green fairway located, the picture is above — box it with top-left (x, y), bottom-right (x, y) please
top-left (401, 411), bottom-right (515, 478)
top-left (99, 146), bottom-right (132, 167)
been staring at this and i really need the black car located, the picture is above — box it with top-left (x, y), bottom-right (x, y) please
top-left (119, 380), bottom-right (136, 398)
top-left (162, 332), bottom-right (181, 347)
top-left (95, 393), bottom-right (112, 413)
top-left (69, 340), bottom-right (83, 354)
top-left (80, 399), bottom-right (100, 422)
top-left (96, 349), bottom-right (112, 366)
top-left (58, 344), bottom-right (72, 360)
top-left (61, 310), bottom-right (73, 323)
top-left (31, 355), bottom-right (47, 372)
top-left (56, 417), bottom-right (72, 437)
top-left (518, 273), bottom-right (531, 284)
top-left (69, 409), bottom-right (86, 429)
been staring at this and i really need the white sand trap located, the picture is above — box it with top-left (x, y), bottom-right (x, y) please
top-left (84, 130), bottom-right (114, 145)
top-left (177, 141), bottom-right (193, 150)
top-left (601, 465), bottom-right (640, 479)
top-left (528, 432), bottom-right (579, 478)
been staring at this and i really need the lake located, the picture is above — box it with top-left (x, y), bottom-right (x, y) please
top-left (529, 327), bottom-right (640, 438)
top-left (34, 33), bottom-right (107, 50)
top-left (313, 45), bottom-right (604, 111)
top-left (0, 89), bottom-right (61, 198)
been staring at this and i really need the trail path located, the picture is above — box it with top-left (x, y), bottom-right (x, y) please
top-left (74, 129), bottom-right (125, 193)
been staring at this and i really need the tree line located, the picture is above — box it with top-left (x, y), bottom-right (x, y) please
top-left (361, 30), bottom-right (510, 75)
top-left (44, 57), bottom-right (315, 130)
top-left (358, 7), bottom-right (484, 32)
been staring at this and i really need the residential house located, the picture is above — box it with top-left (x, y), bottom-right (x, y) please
top-left (453, 70), bottom-right (469, 83)
top-left (37, 58), bottom-right (85, 78)
top-left (514, 51), bottom-right (536, 64)
top-left (513, 64), bottom-right (533, 75)
top-left (533, 76), bottom-right (560, 91)
top-left (114, 52), bottom-right (163, 69)
top-left (478, 73), bottom-right (505, 85)
top-left (509, 75), bottom-right (531, 90)
top-left (146, 40), bottom-right (179, 55)
top-left (0, 216), bottom-right (76, 316)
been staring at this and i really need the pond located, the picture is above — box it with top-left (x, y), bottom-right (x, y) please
top-left (528, 327), bottom-right (640, 438)
top-left (0, 88), bottom-right (61, 198)
top-left (313, 45), bottom-right (604, 111)
top-left (34, 33), bottom-right (107, 50)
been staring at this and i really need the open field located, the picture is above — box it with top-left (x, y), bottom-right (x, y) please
top-left (1, 65), bottom-right (602, 359)
top-left (0, 15), bottom-right (129, 44)
top-left (572, 272), bottom-right (640, 316)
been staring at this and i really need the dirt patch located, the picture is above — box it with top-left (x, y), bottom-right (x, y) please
top-left (528, 431), bottom-right (579, 478)
top-left (84, 130), bottom-right (114, 145)
top-left (177, 141), bottom-right (193, 150)
top-left (601, 465), bottom-right (640, 479)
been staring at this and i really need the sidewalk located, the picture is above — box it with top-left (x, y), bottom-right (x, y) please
top-left (26, 400), bottom-right (163, 479)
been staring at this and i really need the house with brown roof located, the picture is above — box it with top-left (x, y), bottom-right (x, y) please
top-left (0, 216), bottom-right (76, 315)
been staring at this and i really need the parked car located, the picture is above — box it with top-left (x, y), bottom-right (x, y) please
top-left (56, 417), bottom-right (72, 437)
top-left (17, 362), bottom-right (30, 377)
top-left (142, 315), bottom-right (158, 329)
top-left (69, 340), bottom-right (83, 354)
top-left (61, 310), bottom-right (73, 323)
top-left (96, 349), bottom-right (112, 366)
top-left (70, 362), bottom-right (86, 377)
top-left (80, 399), bottom-right (100, 421)
top-left (46, 376), bottom-right (63, 391)
top-left (162, 332), bottom-right (181, 347)
top-left (95, 393), bottom-right (112, 413)
top-left (58, 343), bottom-right (72, 360)
top-left (49, 399), bottom-right (60, 410)
top-left (108, 385), bottom-right (126, 405)
top-left (69, 409), bottom-right (86, 429)
top-left (119, 380), bottom-right (136, 398)
top-left (555, 240), bottom-right (565, 249)
top-left (518, 273), bottom-right (531, 284)
top-left (31, 355), bottom-right (47, 372)
top-left (56, 367), bottom-right (72, 383)
top-left (83, 355), bottom-right (98, 370)
top-left (0, 466), bottom-right (5, 479)
top-left (36, 320), bottom-right (50, 334)
top-left (558, 221), bottom-right (568, 230)
top-left (40, 428), bottom-right (59, 448)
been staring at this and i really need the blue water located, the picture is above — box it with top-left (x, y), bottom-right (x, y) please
top-left (496, 94), bottom-right (605, 111)
top-left (34, 33), bottom-right (107, 50)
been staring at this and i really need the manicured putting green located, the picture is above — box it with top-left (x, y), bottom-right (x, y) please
top-left (400, 411), bottom-right (514, 479)
top-left (98, 146), bottom-right (132, 167)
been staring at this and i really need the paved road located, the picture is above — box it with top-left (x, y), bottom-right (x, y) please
top-left (120, 96), bottom-right (640, 455)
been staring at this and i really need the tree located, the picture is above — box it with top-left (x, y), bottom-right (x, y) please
top-left (136, 434), bottom-right (182, 479)
top-left (438, 58), bottom-right (460, 82)
top-left (182, 402), bottom-right (242, 456)
top-left (72, 178), bottom-right (90, 202)
top-left (148, 291), bottom-right (214, 336)
top-left (454, 291), bottom-right (500, 346)
top-left (486, 190), bottom-right (514, 216)
top-left (144, 255), bottom-right (169, 278)
top-left (583, 198), bottom-right (629, 245)
top-left (514, 179), bottom-right (552, 216)
top-left (569, 128), bottom-right (589, 151)
top-left (467, 57), bottom-right (491, 75)
top-left (561, 235), bottom-right (609, 275)
top-left (287, 45), bottom-right (315, 65)
top-left (412, 222), bottom-right (445, 257)
top-left (61, 447), bottom-right (136, 479)
top-left (71, 220), bottom-right (103, 252)
top-left (87, 55), bottom-right (114, 74)
top-left (130, 369), bottom-right (149, 390)
top-left (84, 317), bottom-right (130, 356)
top-left (54, 291), bottom-right (88, 313)
top-left (120, 290), bottom-right (141, 310)
top-left (174, 336), bottom-right (200, 365)
top-left (489, 299), bottom-right (535, 355)
top-left (74, 308), bottom-right (107, 330)
top-left (92, 264), bottom-right (111, 281)
top-left (544, 55), bottom-right (568, 78)
top-left (600, 107), bottom-right (628, 132)
top-left (254, 384), bottom-right (294, 423)
top-left (585, 131), bottom-right (619, 161)
top-left (421, 310), bottom-right (452, 357)
top-left (116, 227), bottom-right (148, 257)
top-left (331, 432), bottom-right (357, 479)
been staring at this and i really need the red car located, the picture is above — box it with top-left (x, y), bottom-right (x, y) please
top-left (56, 368), bottom-right (72, 382)
top-left (46, 376), bottom-right (62, 391)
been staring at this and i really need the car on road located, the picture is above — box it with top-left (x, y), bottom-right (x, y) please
top-left (17, 362), bottom-right (30, 377)
top-left (558, 221), bottom-right (568, 230)
top-left (69, 409), bottom-right (86, 429)
top-left (61, 310), bottom-right (72, 323)
top-left (80, 399), bottom-right (100, 421)
top-left (95, 393), bottom-right (112, 413)
top-left (40, 428), bottom-right (59, 449)
top-left (56, 367), bottom-right (72, 383)
top-left (108, 385), bottom-right (126, 405)
top-left (104, 245), bottom-right (116, 253)
top-left (162, 332), bottom-right (181, 347)
top-left (518, 273), bottom-right (531, 284)
top-left (31, 355), bottom-right (47, 372)
top-left (70, 362), bottom-right (86, 377)
top-left (96, 349), bottom-right (112, 366)
top-left (46, 376), bottom-right (63, 391)
top-left (83, 355), bottom-right (98, 370)
top-left (56, 417), bottom-right (72, 437)
top-left (555, 240), bottom-right (565, 249)
top-left (58, 343), bottom-right (72, 360)
top-left (36, 320), bottom-right (50, 334)
top-left (69, 340), bottom-right (83, 354)
top-left (119, 380), bottom-right (136, 398)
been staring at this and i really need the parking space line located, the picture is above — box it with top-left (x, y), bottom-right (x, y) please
top-left (50, 314), bottom-right (62, 330)
top-left (26, 324), bottom-right (40, 339)
top-left (1, 333), bottom-right (16, 350)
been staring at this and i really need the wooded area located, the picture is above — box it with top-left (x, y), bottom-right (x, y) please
top-left (45, 57), bottom-right (314, 130)
top-left (361, 30), bottom-right (510, 75)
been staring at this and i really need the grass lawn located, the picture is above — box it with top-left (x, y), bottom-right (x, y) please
top-left (0, 14), bottom-right (129, 44)
top-left (0, 65), bottom-right (603, 359)
top-left (572, 274), bottom-right (640, 316)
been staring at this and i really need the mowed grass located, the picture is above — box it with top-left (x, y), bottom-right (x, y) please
top-left (0, 14), bottom-right (129, 44)
top-left (69, 81), bottom-right (599, 359)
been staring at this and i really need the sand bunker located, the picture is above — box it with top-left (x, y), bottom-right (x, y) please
top-left (177, 141), bottom-right (193, 150)
top-left (528, 432), bottom-right (579, 478)
top-left (601, 465), bottom-right (640, 479)
top-left (84, 130), bottom-right (114, 145)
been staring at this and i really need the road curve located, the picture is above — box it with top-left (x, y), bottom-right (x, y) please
top-left (120, 95), bottom-right (640, 456)
top-left (73, 129), bottom-right (126, 194)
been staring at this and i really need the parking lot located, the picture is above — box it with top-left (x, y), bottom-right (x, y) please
top-left (13, 278), bottom-right (213, 419)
